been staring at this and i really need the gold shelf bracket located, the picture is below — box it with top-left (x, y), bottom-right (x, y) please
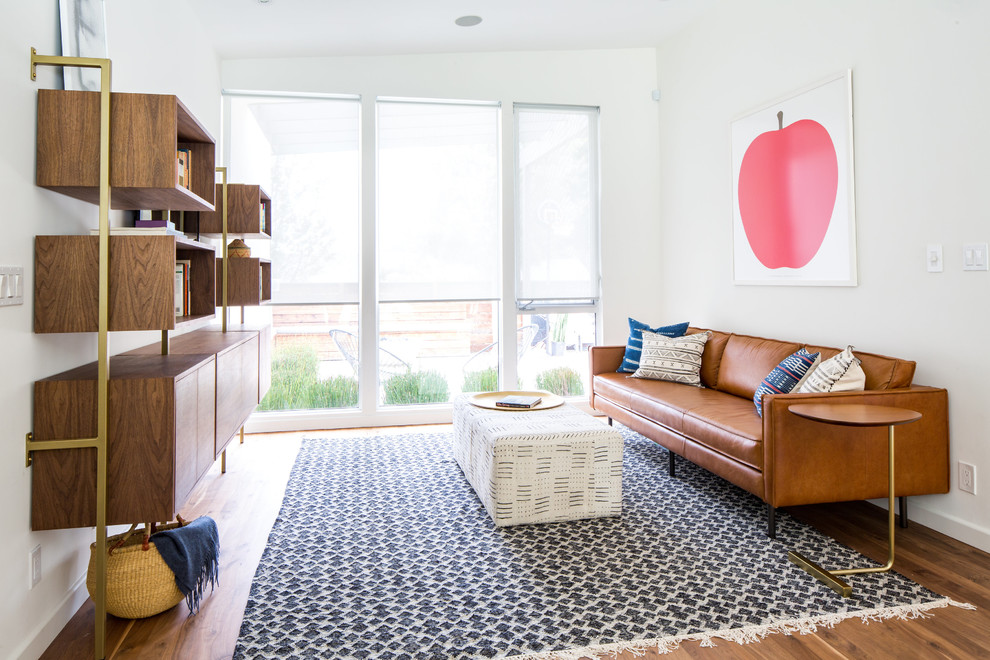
top-left (25, 432), bottom-right (101, 468)
top-left (30, 47), bottom-right (113, 660)
top-left (216, 167), bottom-right (229, 333)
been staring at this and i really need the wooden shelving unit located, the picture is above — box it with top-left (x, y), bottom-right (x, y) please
top-left (34, 234), bottom-right (215, 332)
top-left (215, 257), bottom-right (272, 306)
top-left (190, 183), bottom-right (271, 237)
top-left (36, 90), bottom-right (216, 211)
top-left (31, 354), bottom-right (216, 530)
top-left (28, 53), bottom-right (274, 657)
top-left (124, 327), bottom-right (270, 457)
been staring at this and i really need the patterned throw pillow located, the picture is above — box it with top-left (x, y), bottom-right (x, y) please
top-left (630, 330), bottom-right (711, 386)
top-left (797, 345), bottom-right (866, 394)
top-left (753, 348), bottom-right (821, 417)
top-left (618, 318), bottom-right (690, 373)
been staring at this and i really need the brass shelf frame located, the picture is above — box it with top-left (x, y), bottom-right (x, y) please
top-left (27, 48), bottom-right (113, 660)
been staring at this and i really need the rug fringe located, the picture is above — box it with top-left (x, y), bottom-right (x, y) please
top-left (508, 597), bottom-right (975, 659)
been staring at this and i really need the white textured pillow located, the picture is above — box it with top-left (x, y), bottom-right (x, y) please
top-left (797, 345), bottom-right (866, 393)
top-left (631, 331), bottom-right (711, 386)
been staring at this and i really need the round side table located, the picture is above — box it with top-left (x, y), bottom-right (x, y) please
top-left (786, 403), bottom-right (922, 597)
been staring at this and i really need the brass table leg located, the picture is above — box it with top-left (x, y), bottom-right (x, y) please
top-left (788, 424), bottom-right (897, 598)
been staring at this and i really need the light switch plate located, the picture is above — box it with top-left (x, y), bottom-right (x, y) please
top-left (0, 266), bottom-right (24, 306)
top-left (926, 244), bottom-right (943, 272)
top-left (962, 243), bottom-right (988, 271)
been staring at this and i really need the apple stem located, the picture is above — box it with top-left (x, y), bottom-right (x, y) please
top-left (777, 111), bottom-right (784, 130)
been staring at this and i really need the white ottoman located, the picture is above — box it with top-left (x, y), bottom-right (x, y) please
top-left (452, 394), bottom-right (623, 527)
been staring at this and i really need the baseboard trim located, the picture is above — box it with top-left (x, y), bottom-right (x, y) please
top-left (17, 572), bottom-right (88, 660)
top-left (871, 497), bottom-right (990, 554)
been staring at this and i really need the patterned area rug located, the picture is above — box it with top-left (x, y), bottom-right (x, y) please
top-left (234, 426), bottom-right (969, 659)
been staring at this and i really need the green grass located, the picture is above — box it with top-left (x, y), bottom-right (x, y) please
top-left (383, 370), bottom-right (450, 405)
top-left (535, 366), bottom-right (585, 397)
top-left (259, 345), bottom-right (358, 411)
top-left (462, 367), bottom-right (498, 393)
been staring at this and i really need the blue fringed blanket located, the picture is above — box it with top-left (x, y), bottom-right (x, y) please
top-left (152, 516), bottom-right (220, 615)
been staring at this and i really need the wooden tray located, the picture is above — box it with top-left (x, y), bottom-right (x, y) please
top-left (468, 390), bottom-right (564, 411)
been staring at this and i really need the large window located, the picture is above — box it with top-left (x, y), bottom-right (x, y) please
top-left (226, 93), bottom-right (601, 423)
top-left (225, 93), bottom-right (361, 411)
top-left (514, 104), bottom-right (601, 393)
top-left (376, 100), bottom-right (500, 405)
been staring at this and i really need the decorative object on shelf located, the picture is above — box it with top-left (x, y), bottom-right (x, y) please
top-left (227, 238), bottom-right (251, 258)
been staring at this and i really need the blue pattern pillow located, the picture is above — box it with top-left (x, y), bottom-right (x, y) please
top-left (753, 348), bottom-right (820, 417)
top-left (618, 318), bottom-right (690, 373)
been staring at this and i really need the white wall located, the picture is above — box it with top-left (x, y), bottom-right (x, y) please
top-left (0, 3), bottom-right (220, 658)
top-left (655, 0), bottom-right (990, 551)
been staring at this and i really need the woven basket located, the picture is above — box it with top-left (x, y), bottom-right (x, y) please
top-left (86, 522), bottom-right (185, 619)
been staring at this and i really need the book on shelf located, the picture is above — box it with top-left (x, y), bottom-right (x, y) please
top-left (176, 148), bottom-right (191, 190)
top-left (260, 202), bottom-right (266, 234)
top-left (89, 226), bottom-right (184, 236)
top-left (175, 259), bottom-right (192, 317)
top-left (495, 395), bottom-right (543, 409)
top-left (134, 218), bottom-right (170, 229)
top-left (174, 263), bottom-right (185, 316)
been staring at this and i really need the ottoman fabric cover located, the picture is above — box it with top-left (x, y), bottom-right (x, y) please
top-left (452, 395), bottom-right (623, 527)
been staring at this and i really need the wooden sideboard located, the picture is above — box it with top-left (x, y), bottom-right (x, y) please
top-left (31, 326), bottom-right (270, 530)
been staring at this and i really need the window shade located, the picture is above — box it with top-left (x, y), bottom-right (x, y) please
top-left (377, 100), bottom-right (500, 303)
top-left (514, 104), bottom-right (600, 304)
top-left (226, 94), bottom-right (361, 304)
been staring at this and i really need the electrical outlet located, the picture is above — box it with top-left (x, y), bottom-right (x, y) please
top-left (30, 545), bottom-right (41, 589)
top-left (959, 461), bottom-right (977, 495)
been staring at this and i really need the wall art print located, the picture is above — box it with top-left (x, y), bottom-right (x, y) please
top-left (59, 0), bottom-right (108, 91)
top-left (731, 70), bottom-right (857, 286)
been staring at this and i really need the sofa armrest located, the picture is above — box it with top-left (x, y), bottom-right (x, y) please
top-left (761, 386), bottom-right (950, 508)
top-left (590, 345), bottom-right (625, 376)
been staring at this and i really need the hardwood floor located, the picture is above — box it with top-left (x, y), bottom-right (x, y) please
top-left (41, 426), bottom-right (989, 660)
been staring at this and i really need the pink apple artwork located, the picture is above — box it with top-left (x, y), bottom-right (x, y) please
top-left (731, 71), bottom-right (857, 285)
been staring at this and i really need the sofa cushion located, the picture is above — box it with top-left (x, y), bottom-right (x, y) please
top-left (631, 331), bottom-right (710, 386)
top-left (716, 334), bottom-right (801, 399)
top-left (753, 348), bottom-right (820, 416)
top-left (805, 344), bottom-right (916, 390)
top-left (680, 396), bottom-right (764, 471)
top-left (688, 328), bottom-right (731, 389)
top-left (593, 373), bottom-right (720, 429)
top-left (618, 318), bottom-right (689, 373)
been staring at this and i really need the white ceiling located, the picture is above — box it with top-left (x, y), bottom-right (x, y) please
top-left (188, 0), bottom-right (716, 60)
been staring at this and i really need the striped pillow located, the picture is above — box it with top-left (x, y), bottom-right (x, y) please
top-left (618, 318), bottom-right (690, 373)
top-left (753, 348), bottom-right (821, 416)
top-left (630, 330), bottom-right (711, 386)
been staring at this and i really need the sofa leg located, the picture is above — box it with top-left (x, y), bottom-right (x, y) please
top-left (899, 496), bottom-right (908, 528)
top-left (767, 505), bottom-right (777, 539)
top-left (607, 417), bottom-right (613, 426)
top-left (668, 450), bottom-right (675, 477)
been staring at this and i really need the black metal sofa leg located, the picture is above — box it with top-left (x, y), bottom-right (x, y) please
top-left (767, 505), bottom-right (777, 539)
top-left (668, 450), bottom-right (676, 477)
top-left (899, 496), bottom-right (908, 528)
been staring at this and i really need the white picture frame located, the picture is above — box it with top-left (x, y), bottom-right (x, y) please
top-left (59, 0), bottom-right (108, 91)
top-left (730, 70), bottom-right (857, 286)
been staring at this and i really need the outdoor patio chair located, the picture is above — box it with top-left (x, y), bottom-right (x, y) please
top-left (462, 324), bottom-right (538, 374)
top-left (329, 329), bottom-right (411, 378)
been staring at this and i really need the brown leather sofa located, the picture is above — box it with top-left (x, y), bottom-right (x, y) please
top-left (589, 328), bottom-right (949, 537)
